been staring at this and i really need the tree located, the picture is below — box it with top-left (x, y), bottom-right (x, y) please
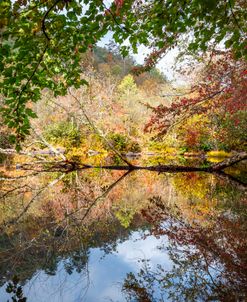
top-left (118, 74), bottom-right (138, 97)
top-left (0, 0), bottom-right (246, 148)
top-left (145, 51), bottom-right (247, 145)
top-left (122, 194), bottom-right (247, 301)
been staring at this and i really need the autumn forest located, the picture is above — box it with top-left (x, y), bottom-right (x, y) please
top-left (0, 0), bottom-right (246, 301)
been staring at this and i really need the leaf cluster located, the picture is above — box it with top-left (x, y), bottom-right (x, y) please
top-left (0, 0), bottom-right (246, 148)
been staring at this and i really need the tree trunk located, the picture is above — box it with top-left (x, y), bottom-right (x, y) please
top-left (97, 152), bottom-right (247, 172)
top-left (209, 152), bottom-right (247, 171)
top-left (2, 150), bottom-right (246, 174)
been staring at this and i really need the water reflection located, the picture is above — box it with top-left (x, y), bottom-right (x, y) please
top-left (0, 160), bottom-right (246, 301)
top-left (124, 196), bottom-right (247, 301)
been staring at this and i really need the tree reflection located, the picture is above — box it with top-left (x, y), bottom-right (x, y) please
top-left (0, 163), bottom-right (246, 301)
top-left (123, 195), bottom-right (247, 301)
top-left (5, 276), bottom-right (26, 302)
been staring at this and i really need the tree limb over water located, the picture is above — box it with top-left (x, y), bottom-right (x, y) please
top-left (1, 152), bottom-right (246, 173)
top-left (5, 152), bottom-right (246, 182)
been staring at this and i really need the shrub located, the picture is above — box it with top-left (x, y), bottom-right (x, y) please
top-left (118, 75), bottom-right (138, 97)
top-left (0, 131), bottom-right (12, 148)
top-left (106, 133), bottom-right (127, 151)
top-left (43, 121), bottom-right (81, 148)
top-left (199, 141), bottom-right (213, 152)
top-left (106, 132), bottom-right (141, 153)
top-left (128, 141), bottom-right (141, 153)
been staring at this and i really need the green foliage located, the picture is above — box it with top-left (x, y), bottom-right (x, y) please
top-left (118, 74), bottom-right (138, 96)
top-left (218, 111), bottom-right (247, 151)
top-left (111, 64), bottom-right (123, 76)
top-left (149, 68), bottom-right (167, 83)
top-left (0, 0), bottom-right (246, 148)
top-left (43, 121), bottom-right (81, 148)
top-left (148, 140), bottom-right (166, 152)
top-left (106, 132), bottom-right (141, 153)
top-left (148, 140), bottom-right (177, 153)
top-left (128, 141), bottom-right (142, 153)
top-left (199, 141), bottom-right (213, 152)
top-left (93, 45), bottom-right (134, 77)
top-left (178, 146), bottom-right (189, 155)
top-left (106, 133), bottom-right (128, 152)
top-left (115, 208), bottom-right (135, 228)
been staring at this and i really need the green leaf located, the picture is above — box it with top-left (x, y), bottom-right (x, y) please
top-left (25, 108), bottom-right (37, 118)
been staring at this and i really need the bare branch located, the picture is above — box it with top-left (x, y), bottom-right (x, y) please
top-left (68, 89), bottom-right (134, 167)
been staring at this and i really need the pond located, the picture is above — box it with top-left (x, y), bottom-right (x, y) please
top-left (0, 157), bottom-right (246, 302)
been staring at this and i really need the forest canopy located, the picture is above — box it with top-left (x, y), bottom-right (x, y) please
top-left (0, 0), bottom-right (246, 149)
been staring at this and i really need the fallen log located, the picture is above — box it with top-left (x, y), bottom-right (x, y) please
top-left (1, 153), bottom-right (246, 190)
top-left (208, 152), bottom-right (247, 171)
top-left (89, 152), bottom-right (247, 172)
top-left (12, 152), bottom-right (247, 173)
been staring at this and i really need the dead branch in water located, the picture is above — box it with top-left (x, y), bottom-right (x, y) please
top-left (2, 152), bottom-right (246, 173)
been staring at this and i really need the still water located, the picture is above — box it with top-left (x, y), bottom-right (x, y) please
top-left (0, 158), bottom-right (246, 301)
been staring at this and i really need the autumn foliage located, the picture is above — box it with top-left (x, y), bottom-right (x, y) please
top-left (145, 52), bottom-right (247, 141)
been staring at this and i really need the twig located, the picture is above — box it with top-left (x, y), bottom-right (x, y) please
top-left (101, 1), bottom-right (130, 34)
top-left (57, 169), bottom-right (132, 225)
top-left (4, 173), bottom-right (66, 226)
top-left (41, 0), bottom-right (63, 41)
top-left (31, 127), bottom-right (67, 160)
top-left (228, 0), bottom-right (244, 35)
top-left (68, 89), bottom-right (133, 167)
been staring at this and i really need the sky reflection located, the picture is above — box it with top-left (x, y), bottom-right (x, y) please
top-left (0, 231), bottom-right (170, 302)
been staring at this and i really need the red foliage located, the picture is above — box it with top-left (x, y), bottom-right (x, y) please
top-left (141, 197), bottom-right (247, 292)
top-left (145, 51), bottom-right (247, 136)
top-left (104, 0), bottom-right (124, 16)
top-left (114, 0), bottom-right (124, 15)
top-left (114, 0), bottom-right (124, 8)
top-left (184, 128), bottom-right (200, 148)
top-left (132, 46), bottom-right (168, 75)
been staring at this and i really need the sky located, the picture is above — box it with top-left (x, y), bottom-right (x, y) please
top-left (0, 232), bottom-right (172, 302)
top-left (132, 44), bottom-right (180, 82)
top-left (97, 32), bottom-right (186, 84)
